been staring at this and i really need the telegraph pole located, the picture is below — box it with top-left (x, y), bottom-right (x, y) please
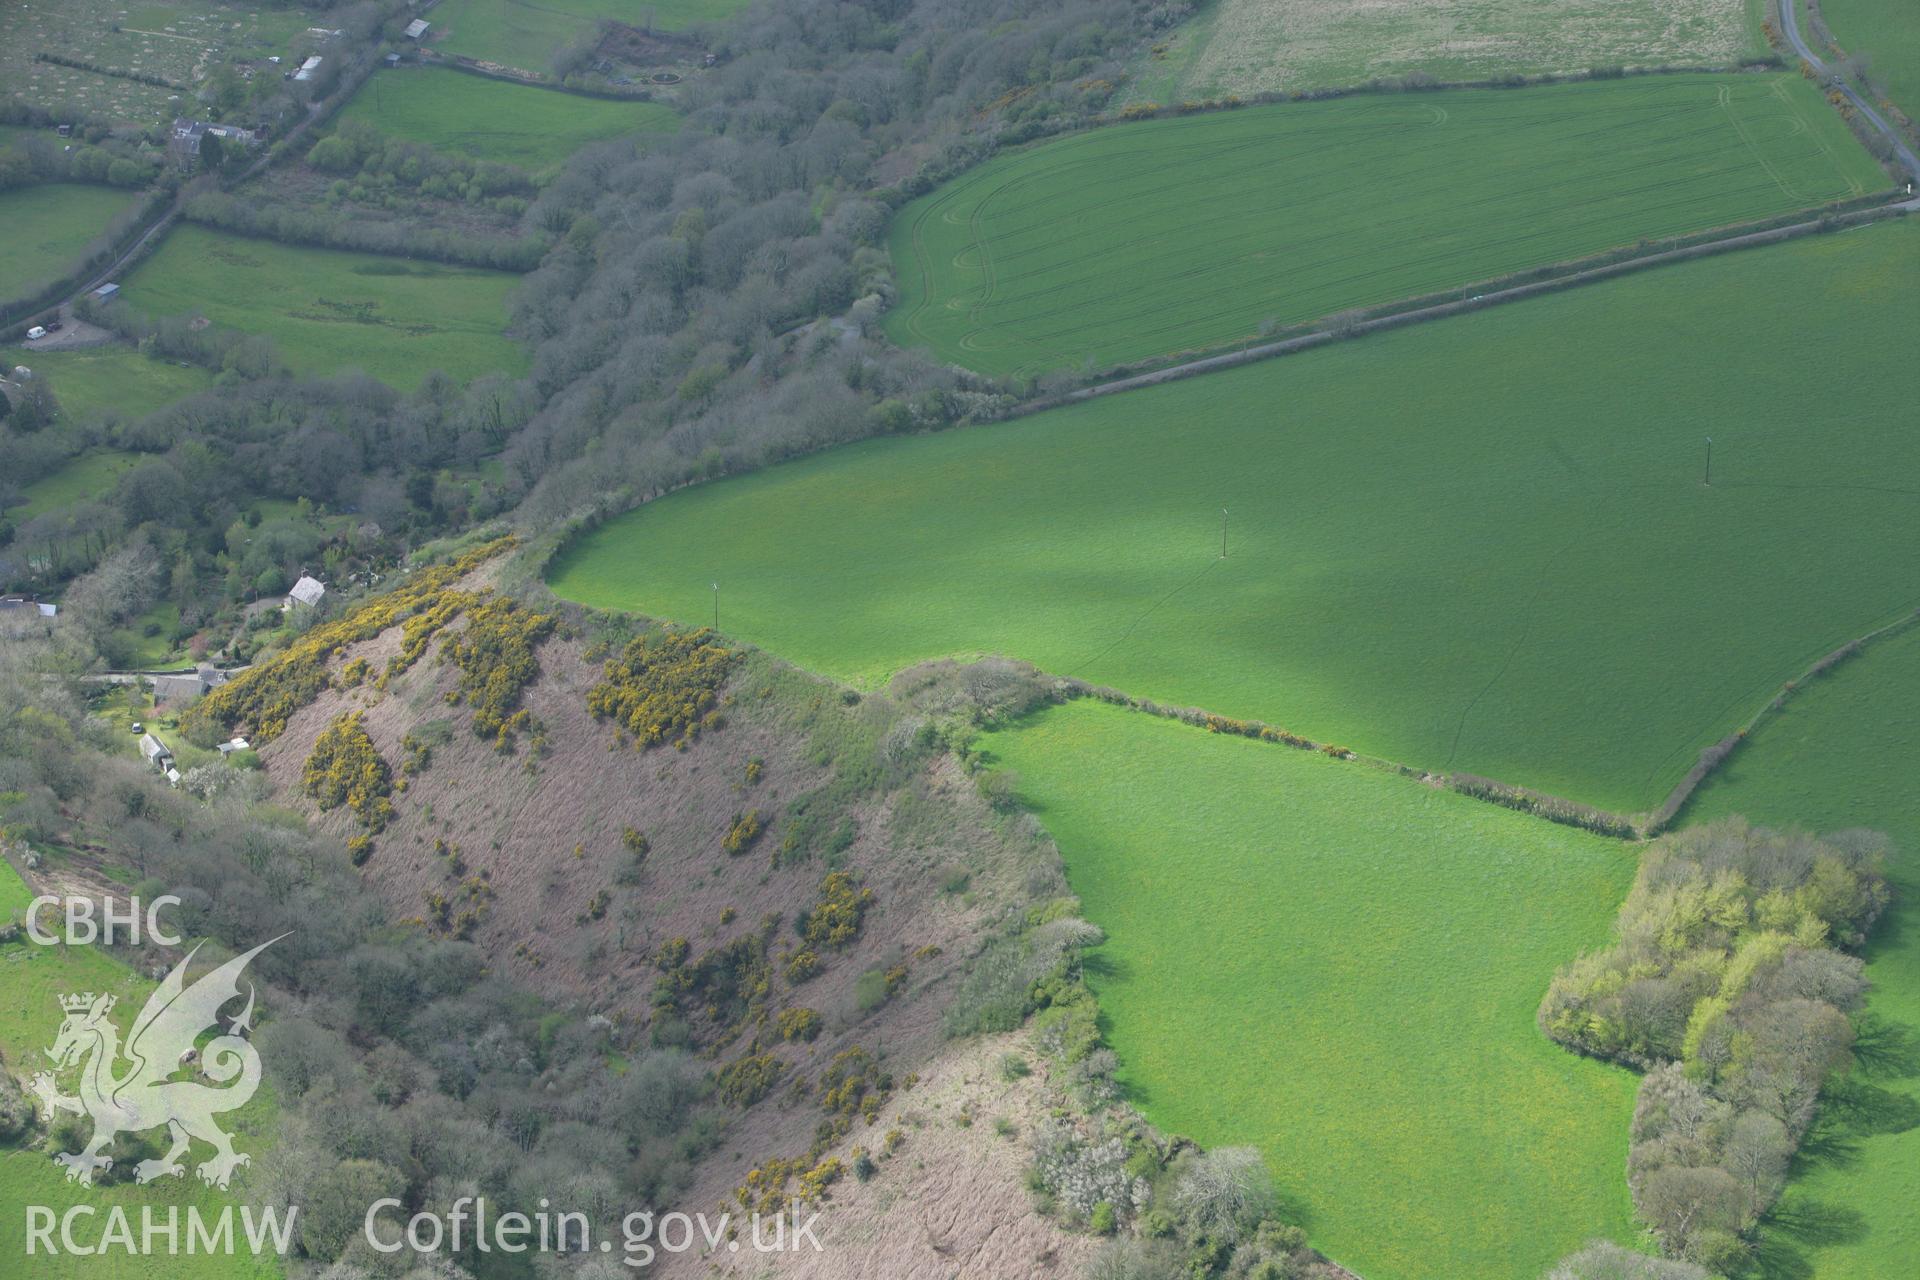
top-left (1703, 437), bottom-right (1713, 487)
top-left (1220, 507), bottom-right (1229, 559)
top-left (712, 582), bottom-right (720, 632)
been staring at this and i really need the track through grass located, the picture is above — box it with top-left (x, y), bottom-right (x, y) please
top-left (986, 700), bottom-right (1639, 1280)
top-left (550, 220), bottom-right (1920, 813)
top-left (887, 74), bottom-right (1883, 375)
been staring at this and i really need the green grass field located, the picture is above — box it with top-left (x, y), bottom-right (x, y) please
top-left (0, 867), bottom-right (282, 1280)
top-left (550, 218), bottom-right (1920, 814)
top-left (888, 73), bottom-right (1882, 375)
top-left (1683, 626), bottom-right (1920, 1279)
top-left (337, 68), bottom-right (678, 172)
top-left (11, 450), bottom-right (139, 523)
top-left (119, 225), bottom-right (528, 391)
top-left (0, 184), bottom-right (138, 301)
top-left (1822, 0), bottom-right (1920, 125)
top-left (26, 346), bottom-right (214, 424)
top-left (433, 0), bottom-right (750, 72)
top-left (985, 700), bottom-right (1638, 1280)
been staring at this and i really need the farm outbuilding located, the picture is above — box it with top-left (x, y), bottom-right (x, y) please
top-left (152, 666), bottom-right (231, 706)
top-left (91, 282), bottom-right (119, 302)
top-left (287, 575), bottom-right (327, 608)
top-left (139, 733), bottom-right (173, 771)
top-left (404, 19), bottom-right (430, 39)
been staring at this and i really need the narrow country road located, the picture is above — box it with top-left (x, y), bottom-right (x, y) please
top-left (1779, 0), bottom-right (1920, 184)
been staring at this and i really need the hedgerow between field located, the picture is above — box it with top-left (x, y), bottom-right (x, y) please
top-left (1540, 820), bottom-right (1890, 1272)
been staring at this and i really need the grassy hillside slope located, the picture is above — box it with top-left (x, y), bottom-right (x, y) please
top-left (986, 699), bottom-right (1639, 1280)
top-left (551, 219), bottom-right (1920, 813)
top-left (887, 74), bottom-right (1882, 374)
top-left (1683, 626), bottom-right (1920, 1279)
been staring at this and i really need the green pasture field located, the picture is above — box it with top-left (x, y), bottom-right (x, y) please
top-left (119, 225), bottom-right (529, 391)
top-left (1683, 626), bottom-right (1920, 1279)
top-left (887, 73), bottom-right (1882, 375)
top-left (433, 0), bottom-right (751, 72)
top-left (25, 346), bottom-right (215, 425)
top-left (1126, 0), bottom-right (1765, 104)
top-left (11, 450), bottom-right (140, 523)
top-left (549, 218), bottom-right (1920, 814)
top-left (0, 866), bottom-right (281, 1280)
top-left (985, 699), bottom-right (1638, 1280)
top-left (1822, 0), bottom-right (1920, 124)
top-left (337, 68), bottom-right (679, 173)
top-left (0, 184), bottom-right (138, 301)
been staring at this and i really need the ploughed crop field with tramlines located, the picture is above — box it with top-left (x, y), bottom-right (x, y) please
top-left (887, 73), bottom-right (1884, 375)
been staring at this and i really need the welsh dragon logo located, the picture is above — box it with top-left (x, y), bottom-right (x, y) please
top-left (27, 937), bottom-right (281, 1190)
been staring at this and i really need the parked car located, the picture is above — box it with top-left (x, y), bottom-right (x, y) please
top-left (44, 320), bottom-right (62, 333)
top-left (130, 722), bottom-right (144, 734)
top-left (25, 326), bottom-right (46, 339)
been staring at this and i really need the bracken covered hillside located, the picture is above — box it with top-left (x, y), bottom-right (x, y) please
top-left (199, 541), bottom-right (1095, 1275)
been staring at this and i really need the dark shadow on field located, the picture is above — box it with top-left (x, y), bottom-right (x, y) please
top-left (1747, 1233), bottom-right (1815, 1280)
top-left (1764, 1194), bottom-right (1867, 1249)
top-left (1819, 1074), bottom-right (1920, 1138)
top-left (1851, 1011), bottom-right (1920, 1080)
top-left (1791, 1113), bottom-right (1863, 1171)
top-left (1081, 949), bottom-right (1134, 985)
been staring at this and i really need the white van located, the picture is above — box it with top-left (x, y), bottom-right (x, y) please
top-left (25, 326), bottom-right (46, 340)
